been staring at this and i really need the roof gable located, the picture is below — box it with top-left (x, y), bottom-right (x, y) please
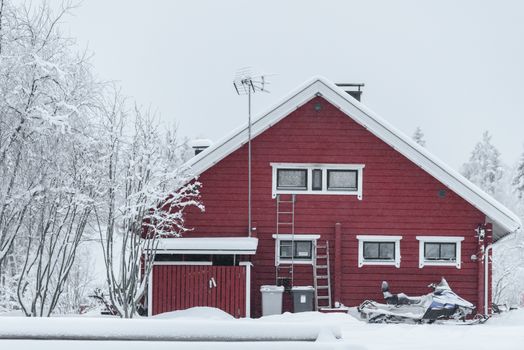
top-left (185, 76), bottom-right (521, 240)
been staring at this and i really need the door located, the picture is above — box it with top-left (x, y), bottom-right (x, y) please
top-left (151, 265), bottom-right (246, 317)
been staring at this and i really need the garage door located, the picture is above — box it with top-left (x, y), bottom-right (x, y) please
top-left (151, 265), bottom-right (246, 317)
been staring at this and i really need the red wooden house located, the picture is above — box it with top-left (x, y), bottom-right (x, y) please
top-left (147, 77), bottom-right (521, 318)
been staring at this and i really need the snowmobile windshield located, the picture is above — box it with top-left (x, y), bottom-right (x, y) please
top-left (435, 278), bottom-right (451, 293)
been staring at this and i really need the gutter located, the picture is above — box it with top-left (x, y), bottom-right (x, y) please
top-left (484, 244), bottom-right (492, 315)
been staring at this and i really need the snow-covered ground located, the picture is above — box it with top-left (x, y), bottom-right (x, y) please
top-left (1, 307), bottom-right (523, 350)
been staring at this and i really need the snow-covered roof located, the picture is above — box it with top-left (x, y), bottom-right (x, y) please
top-left (156, 237), bottom-right (258, 255)
top-left (183, 76), bottom-right (521, 241)
top-left (189, 139), bottom-right (213, 148)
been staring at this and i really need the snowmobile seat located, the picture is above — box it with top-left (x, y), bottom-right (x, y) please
top-left (382, 281), bottom-right (421, 305)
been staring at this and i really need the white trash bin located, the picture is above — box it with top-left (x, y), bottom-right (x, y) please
top-left (260, 285), bottom-right (285, 316)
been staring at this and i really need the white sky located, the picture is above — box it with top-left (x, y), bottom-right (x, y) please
top-left (53, 0), bottom-right (524, 169)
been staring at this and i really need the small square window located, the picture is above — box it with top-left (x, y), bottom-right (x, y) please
top-left (327, 170), bottom-right (357, 191)
top-left (417, 236), bottom-right (463, 268)
top-left (312, 169), bottom-right (322, 190)
top-left (277, 169), bottom-right (307, 190)
top-left (363, 242), bottom-right (395, 260)
top-left (424, 243), bottom-right (456, 262)
top-left (295, 241), bottom-right (312, 258)
top-left (279, 240), bottom-right (312, 260)
top-left (279, 241), bottom-right (293, 258)
top-left (357, 235), bottom-right (402, 268)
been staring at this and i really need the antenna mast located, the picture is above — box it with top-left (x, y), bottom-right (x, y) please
top-left (233, 68), bottom-right (270, 237)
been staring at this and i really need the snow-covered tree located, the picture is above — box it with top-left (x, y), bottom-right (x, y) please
top-left (493, 231), bottom-right (524, 307)
top-left (512, 147), bottom-right (524, 200)
top-left (462, 131), bottom-right (503, 196)
top-left (95, 95), bottom-right (203, 318)
top-left (412, 126), bottom-right (426, 147)
top-left (0, 0), bottom-right (101, 315)
top-left (16, 142), bottom-right (96, 317)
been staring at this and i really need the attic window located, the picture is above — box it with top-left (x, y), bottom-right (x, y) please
top-left (327, 170), bottom-right (357, 191)
top-left (277, 169), bottom-right (307, 190)
top-left (271, 163), bottom-right (364, 199)
top-left (312, 169), bottom-right (322, 191)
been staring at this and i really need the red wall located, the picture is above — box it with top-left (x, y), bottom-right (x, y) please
top-left (152, 265), bottom-right (246, 317)
top-left (182, 97), bottom-right (486, 317)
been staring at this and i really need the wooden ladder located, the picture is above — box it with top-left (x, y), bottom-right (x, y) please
top-left (275, 194), bottom-right (296, 288)
top-left (314, 240), bottom-right (332, 310)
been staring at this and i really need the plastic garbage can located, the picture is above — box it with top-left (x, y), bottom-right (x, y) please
top-left (260, 285), bottom-right (284, 316)
top-left (291, 286), bottom-right (315, 312)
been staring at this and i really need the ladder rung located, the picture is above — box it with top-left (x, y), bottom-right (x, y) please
top-left (277, 222), bottom-right (293, 225)
top-left (317, 296), bottom-right (330, 299)
top-left (316, 265), bottom-right (328, 268)
top-left (316, 275), bottom-right (329, 279)
top-left (277, 200), bottom-right (295, 203)
top-left (316, 286), bottom-right (329, 290)
top-left (278, 211), bottom-right (294, 214)
top-left (316, 255), bottom-right (328, 259)
top-left (316, 245), bottom-right (327, 249)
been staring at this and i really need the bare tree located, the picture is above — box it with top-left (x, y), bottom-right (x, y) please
top-left (96, 96), bottom-right (202, 318)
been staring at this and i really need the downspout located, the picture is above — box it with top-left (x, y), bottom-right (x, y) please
top-left (248, 86), bottom-right (252, 237)
top-left (484, 244), bottom-right (492, 316)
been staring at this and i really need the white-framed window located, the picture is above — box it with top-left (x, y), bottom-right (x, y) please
top-left (357, 235), bottom-right (402, 268)
top-left (416, 236), bottom-right (464, 269)
top-left (271, 163), bottom-right (364, 199)
top-left (272, 234), bottom-right (320, 265)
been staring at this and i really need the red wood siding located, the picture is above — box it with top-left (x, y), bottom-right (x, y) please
top-left (152, 265), bottom-right (246, 317)
top-left (181, 97), bottom-right (486, 317)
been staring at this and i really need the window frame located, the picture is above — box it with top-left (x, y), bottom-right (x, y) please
top-left (356, 235), bottom-right (402, 268)
top-left (363, 241), bottom-right (396, 260)
top-left (423, 242), bottom-right (457, 261)
top-left (272, 234), bottom-right (320, 265)
top-left (416, 236), bottom-right (464, 269)
top-left (312, 169), bottom-right (323, 191)
top-left (327, 169), bottom-right (358, 191)
top-left (276, 168), bottom-right (308, 190)
top-left (278, 240), bottom-right (313, 260)
top-left (271, 163), bottom-right (364, 199)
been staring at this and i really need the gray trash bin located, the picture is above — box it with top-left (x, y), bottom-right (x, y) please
top-left (260, 285), bottom-right (284, 316)
top-left (291, 286), bottom-right (315, 312)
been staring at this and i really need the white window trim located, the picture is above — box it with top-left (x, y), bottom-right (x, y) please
top-left (416, 236), bottom-right (464, 269)
top-left (272, 234), bottom-right (320, 265)
top-left (270, 163), bottom-right (364, 200)
top-left (356, 235), bottom-right (402, 268)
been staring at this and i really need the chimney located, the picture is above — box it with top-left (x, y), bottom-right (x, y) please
top-left (189, 139), bottom-right (213, 156)
top-left (335, 83), bottom-right (365, 101)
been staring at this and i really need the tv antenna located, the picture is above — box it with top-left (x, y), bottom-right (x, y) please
top-left (233, 68), bottom-right (270, 237)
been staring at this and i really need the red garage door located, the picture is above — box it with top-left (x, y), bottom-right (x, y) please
top-left (151, 265), bottom-right (246, 317)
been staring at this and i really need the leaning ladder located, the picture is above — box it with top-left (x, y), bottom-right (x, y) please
top-left (314, 240), bottom-right (332, 310)
top-left (275, 194), bottom-right (296, 287)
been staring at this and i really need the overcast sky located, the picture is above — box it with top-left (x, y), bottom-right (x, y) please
top-left (53, 0), bottom-right (524, 169)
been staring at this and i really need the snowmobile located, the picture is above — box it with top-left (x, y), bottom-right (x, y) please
top-left (358, 278), bottom-right (487, 324)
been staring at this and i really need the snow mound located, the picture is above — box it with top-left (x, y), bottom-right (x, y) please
top-left (260, 310), bottom-right (360, 325)
top-left (153, 307), bottom-right (234, 320)
top-left (487, 308), bottom-right (524, 327)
